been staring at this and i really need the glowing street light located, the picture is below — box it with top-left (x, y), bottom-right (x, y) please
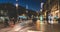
top-left (16, 4), bottom-right (18, 8)
top-left (16, 0), bottom-right (18, 16)
top-left (40, 2), bottom-right (44, 12)
top-left (41, 2), bottom-right (44, 9)
top-left (16, 0), bottom-right (18, 9)
top-left (26, 4), bottom-right (28, 13)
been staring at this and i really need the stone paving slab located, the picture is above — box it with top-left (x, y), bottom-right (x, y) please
top-left (0, 20), bottom-right (34, 32)
top-left (0, 20), bottom-right (59, 32)
top-left (0, 27), bottom-right (12, 32)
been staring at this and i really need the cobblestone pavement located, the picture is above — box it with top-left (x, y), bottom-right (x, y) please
top-left (0, 20), bottom-right (37, 32)
top-left (0, 20), bottom-right (60, 32)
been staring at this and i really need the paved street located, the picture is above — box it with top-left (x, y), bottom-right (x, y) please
top-left (0, 20), bottom-right (60, 32)
top-left (0, 20), bottom-right (36, 32)
top-left (44, 24), bottom-right (60, 32)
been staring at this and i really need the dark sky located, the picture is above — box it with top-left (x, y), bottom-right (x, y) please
top-left (0, 0), bottom-right (46, 11)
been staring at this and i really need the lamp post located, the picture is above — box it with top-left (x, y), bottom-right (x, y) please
top-left (26, 4), bottom-right (28, 19)
top-left (36, 0), bottom-right (44, 31)
top-left (16, 0), bottom-right (18, 16)
top-left (40, 2), bottom-right (44, 12)
top-left (40, 0), bottom-right (44, 31)
top-left (26, 4), bottom-right (28, 14)
top-left (40, 2), bottom-right (44, 22)
top-left (15, 0), bottom-right (18, 23)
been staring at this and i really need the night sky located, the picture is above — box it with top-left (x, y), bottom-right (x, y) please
top-left (0, 0), bottom-right (46, 11)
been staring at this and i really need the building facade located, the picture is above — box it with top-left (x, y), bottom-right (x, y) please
top-left (43, 0), bottom-right (60, 23)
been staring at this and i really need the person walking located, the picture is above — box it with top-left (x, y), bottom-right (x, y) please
top-left (50, 14), bottom-right (54, 24)
top-left (4, 16), bottom-right (9, 27)
top-left (48, 14), bottom-right (54, 24)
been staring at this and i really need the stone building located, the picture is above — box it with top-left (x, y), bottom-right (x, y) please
top-left (43, 0), bottom-right (60, 23)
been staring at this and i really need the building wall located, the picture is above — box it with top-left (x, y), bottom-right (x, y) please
top-left (43, 0), bottom-right (59, 23)
top-left (43, 0), bottom-right (59, 16)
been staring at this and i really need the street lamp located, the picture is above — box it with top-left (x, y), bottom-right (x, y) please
top-left (26, 4), bottom-right (28, 18)
top-left (26, 4), bottom-right (28, 13)
top-left (16, 0), bottom-right (18, 16)
top-left (16, 0), bottom-right (18, 6)
top-left (16, 4), bottom-right (18, 8)
top-left (40, 2), bottom-right (44, 12)
top-left (39, 1), bottom-right (44, 31)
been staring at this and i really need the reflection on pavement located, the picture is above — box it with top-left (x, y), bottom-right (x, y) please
top-left (0, 20), bottom-right (60, 32)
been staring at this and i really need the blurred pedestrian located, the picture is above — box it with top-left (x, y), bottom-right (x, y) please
top-left (39, 15), bottom-right (44, 23)
top-left (12, 17), bottom-right (15, 25)
top-left (50, 14), bottom-right (54, 24)
top-left (32, 17), bottom-right (37, 25)
top-left (48, 14), bottom-right (54, 24)
top-left (9, 17), bottom-right (15, 27)
top-left (4, 16), bottom-right (9, 27)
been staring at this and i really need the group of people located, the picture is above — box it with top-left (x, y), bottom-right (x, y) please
top-left (0, 16), bottom-right (17, 27)
top-left (48, 14), bottom-right (54, 24)
top-left (32, 13), bottom-right (60, 24)
top-left (0, 13), bottom-right (60, 27)
top-left (47, 13), bottom-right (60, 24)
